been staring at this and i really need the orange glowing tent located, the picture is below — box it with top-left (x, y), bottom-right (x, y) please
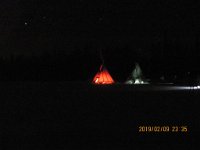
top-left (92, 65), bottom-right (115, 84)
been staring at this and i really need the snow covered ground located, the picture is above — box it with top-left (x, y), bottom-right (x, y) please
top-left (2, 82), bottom-right (200, 149)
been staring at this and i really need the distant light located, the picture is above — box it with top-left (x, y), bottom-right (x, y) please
top-left (24, 22), bottom-right (28, 26)
top-left (193, 86), bottom-right (200, 90)
top-left (194, 86), bottom-right (198, 90)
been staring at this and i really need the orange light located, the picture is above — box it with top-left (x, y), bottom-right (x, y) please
top-left (92, 65), bottom-right (115, 84)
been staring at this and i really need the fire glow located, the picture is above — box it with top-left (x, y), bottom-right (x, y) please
top-left (92, 65), bottom-right (115, 84)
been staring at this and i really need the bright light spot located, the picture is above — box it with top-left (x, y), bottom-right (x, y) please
top-left (95, 78), bottom-right (99, 83)
top-left (24, 22), bottom-right (28, 26)
top-left (134, 79), bottom-right (146, 84)
top-left (134, 79), bottom-right (140, 84)
top-left (192, 86), bottom-right (200, 90)
top-left (194, 86), bottom-right (198, 90)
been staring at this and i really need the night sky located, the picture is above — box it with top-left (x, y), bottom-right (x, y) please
top-left (1, 0), bottom-right (200, 81)
top-left (1, 0), bottom-right (200, 55)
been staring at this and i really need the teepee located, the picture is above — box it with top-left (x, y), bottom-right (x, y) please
top-left (92, 65), bottom-right (115, 84)
top-left (125, 63), bottom-right (149, 84)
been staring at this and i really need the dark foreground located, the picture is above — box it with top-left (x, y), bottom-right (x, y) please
top-left (2, 82), bottom-right (200, 150)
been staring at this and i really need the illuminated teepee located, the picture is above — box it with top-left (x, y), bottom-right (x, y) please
top-left (125, 63), bottom-right (149, 84)
top-left (92, 64), bottom-right (115, 84)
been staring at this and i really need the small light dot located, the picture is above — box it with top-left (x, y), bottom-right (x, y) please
top-left (25, 22), bottom-right (28, 25)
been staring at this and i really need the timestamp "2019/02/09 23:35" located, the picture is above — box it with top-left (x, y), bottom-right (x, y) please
top-left (138, 126), bottom-right (188, 133)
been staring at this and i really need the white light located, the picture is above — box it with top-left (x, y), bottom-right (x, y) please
top-left (194, 86), bottom-right (198, 90)
top-left (192, 86), bottom-right (200, 90)
top-left (134, 79), bottom-right (140, 84)
top-left (95, 78), bottom-right (99, 83)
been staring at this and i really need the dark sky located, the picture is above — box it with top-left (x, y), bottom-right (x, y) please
top-left (1, 0), bottom-right (200, 56)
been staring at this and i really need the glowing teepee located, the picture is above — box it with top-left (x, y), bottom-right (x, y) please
top-left (92, 65), bottom-right (115, 84)
top-left (125, 63), bottom-right (149, 84)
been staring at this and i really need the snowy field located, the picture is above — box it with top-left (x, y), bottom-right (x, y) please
top-left (2, 82), bottom-right (200, 149)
